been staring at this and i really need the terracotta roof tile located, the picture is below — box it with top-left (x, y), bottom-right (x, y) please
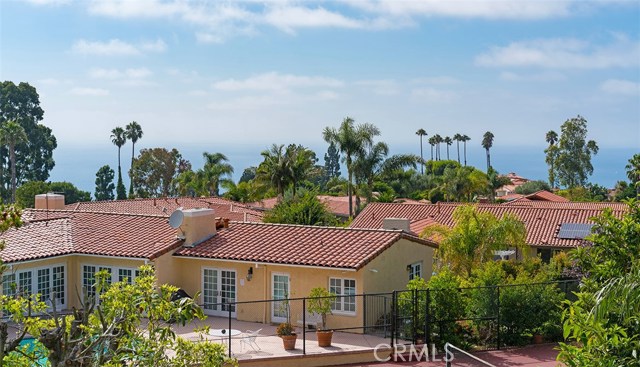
top-left (250, 195), bottom-right (364, 217)
top-left (175, 222), bottom-right (437, 270)
top-left (350, 202), bottom-right (627, 248)
top-left (2, 211), bottom-right (180, 263)
top-left (64, 197), bottom-right (264, 222)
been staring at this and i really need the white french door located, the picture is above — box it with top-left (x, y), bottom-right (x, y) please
top-left (271, 273), bottom-right (290, 323)
top-left (202, 268), bottom-right (237, 317)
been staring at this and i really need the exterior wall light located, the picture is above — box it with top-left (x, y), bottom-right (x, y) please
top-left (246, 266), bottom-right (253, 281)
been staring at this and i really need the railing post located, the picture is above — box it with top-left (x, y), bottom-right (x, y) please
top-left (412, 289), bottom-right (418, 344)
top-left (363, 294), bottom-right (367, 334)
top-left (391, 290), bottom-right (396, 347)
top-left (303, 297), bottom-right (306, 355)
top-left (425, 289), bottom-right (431, 346)
top-left (496, 286), bottom-right (501, 350)
top-left (228, 303), bottom-right (232, 358)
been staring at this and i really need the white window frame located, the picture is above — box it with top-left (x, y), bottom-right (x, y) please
top-left (2, 264), bottom-right (67, 310)
top-left (81, 264), bottom-right (140, 301)
top-left (409, 262), bottom-right (422, 280)
top-left (201, 267), bottom-right (237, 318)
top-left (271, 272), bottom-right (290, 323)
top-left (329, 277), bottom-right (357, 316)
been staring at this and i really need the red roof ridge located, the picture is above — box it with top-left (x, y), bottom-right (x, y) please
top-left (27, 208), bottom-right (169, 219)
top-left (227, 220), bottom-right (415, 234)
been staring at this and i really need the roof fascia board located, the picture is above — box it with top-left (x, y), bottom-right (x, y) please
top-left (173, 255), bottom-right (357, 272)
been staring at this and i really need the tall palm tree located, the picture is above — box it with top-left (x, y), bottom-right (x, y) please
top-left (256, 144), bottom-right (291, 200)
top-left (545, 130), bottom-right (559, 188)
top-left (461, 134), bottom-right (471, 166)
top-left (433, 134), bottom-right (443, 161)
top-left (125, 121), bottom-right (143, 196)
top-left (415, 129), bottom-right (427, 174)
top-left (625, 154), bottom-right (640, 198)
top-left (444, 136), bottom-right (453, 160)
top-left (201, 152), bottom-right (234, 196)
top-left (482, 131), bottom-right (494, 172)
top-left (428, 136), bottom-right (436, 161)
top-left (0, 121), bottom-right (27, 203)
top-left (453, 134), bottom-right (462, 164)
top-left (323, 117), bottom-right (379, 218)
top-left (110, 127), bottom-right (127, 199)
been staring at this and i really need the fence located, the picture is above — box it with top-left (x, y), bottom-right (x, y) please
top-left (195, 279), bottom-right (578, 357)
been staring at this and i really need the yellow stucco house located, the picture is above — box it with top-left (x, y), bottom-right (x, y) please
top-left (0, 195), bottom-right (437, 330)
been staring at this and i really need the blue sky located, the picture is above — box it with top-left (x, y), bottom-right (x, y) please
top-left (1, 0), bottom-right (639, 193)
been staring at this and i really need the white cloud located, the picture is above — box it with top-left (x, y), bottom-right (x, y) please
top-left (476, 35), bottom-right (640, 69)
top-left (264, 6), bottom-right (363, 33)
top-left (70, 87), bottom-right (110, 96)
top-left (499, 71), bottom-right (567, 82)
top-left (24, 0), bottom-right (70, 5)
top-left (411, 88), bottom-right (457, 103)
top-left (212, 72), bottom-right (344, 92)
top-left (89, 68), bottom-right (152, 79)
top-left (601, 79), bottom-right (640, 95)
top-left (72, 38), bottom-right (166, 56)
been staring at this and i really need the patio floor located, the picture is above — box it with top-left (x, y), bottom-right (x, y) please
top-left (171, 316), bottom-right (393, 362)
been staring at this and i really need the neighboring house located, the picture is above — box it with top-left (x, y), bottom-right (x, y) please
top-left (495, 172), bottom-right (529, 198)
top-left (64, 196), bottom-right (264, 222)
top-left (501, 190), bottom-right (569, 204)
top-left (0, 195), bottom-right (437, 331)
top-left (349, 201), bottom-right (627, 262)
top-left (250, 195), bottom-right (365, 219)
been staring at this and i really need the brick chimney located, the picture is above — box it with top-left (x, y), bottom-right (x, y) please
top-left (382, 218), bottom-right (410, 232)
top-left (34, 193), bottom-right (65, 210)
top-left (180, 208), bottom-right (217, 247)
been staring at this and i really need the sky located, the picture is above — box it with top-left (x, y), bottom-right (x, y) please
top-left (1, 0), bottom-right (639, 194)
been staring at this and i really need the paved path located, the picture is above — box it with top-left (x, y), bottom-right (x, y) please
top-left (338, 344), bottom-right (562, 367)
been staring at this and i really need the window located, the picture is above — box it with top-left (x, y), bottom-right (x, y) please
top-left (52, 266), bottom-right (65, 305)
top-left (408, 262), bottom-right (422, 280)
top-left (329, 278), bottom-right (356, 314)
top-left (2, 274), bottom-right (15, 297)
top-left (83, 265), bottom-right (96, 299)
top-left (37, 268), bottom-right (51, 302)
top-left (118, 269), bottom-right (133, 284)
top-left (18, 271), bottom-right (32, 295)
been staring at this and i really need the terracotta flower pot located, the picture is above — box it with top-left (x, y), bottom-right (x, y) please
top-left (316, 330), bottom-right (333, 347)
top-left (533, 334), bottom-right (544, 344)
top-left (281, 334), bottom-right (297, 350)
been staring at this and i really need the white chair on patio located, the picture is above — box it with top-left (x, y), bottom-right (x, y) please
top-left (239, 329), bottom-right (262, 352)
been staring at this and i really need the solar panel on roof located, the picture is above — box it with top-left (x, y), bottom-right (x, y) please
top-left (558, 223), bottom-right (594, 239)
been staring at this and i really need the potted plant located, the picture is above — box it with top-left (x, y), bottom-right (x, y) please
top-left (276, 322), bottom-right (297, 350)
top-left (532, 327), bottom-right (544, 344)
top-left (308, 287), bottom-right (337, 347)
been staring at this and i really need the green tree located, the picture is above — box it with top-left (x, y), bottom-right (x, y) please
top-left (201, 152), bottom-right (234, 196)
top-left (553, 116), bottom-right (599, 188)
top-left (625, 153), bottom-right (640, 198)
top-left (322, 117), bottom-right (379, 217)
top-left (221, 181), bottom-right (260, 203)
top-left (428, 135), bottom-right (436, 162)
top-left (481, 131), bottom-right (494, 173)
top-left (131, 148), bottom-right (189, 198)
top-left (110, 127), bottom-right (127, 199)
top-left (323, 142), bottom-right (341, 182)
top-left (544, 130), bottom-right (559, 188)
top-left (415, 129), bottom-right (427, 174)
top-left (559, 200), bottom-right (640, 366)
top-left (256, 144), bottom-right (291, 199)
top-left (94, 165), bottom-right (115, 201)
top-left (433, 134), bottom-right (443, 161)
top-left (125, 121), bottom-right (143, 196)
top-left (49, 181), bottom-right (90, 204)
top-left (0, 81), bottom-right (57, 199)
top-left (444, 136), bottom-right (453, 161)
top-left (263, 190), bottom-right (337, 226)
top-left (15, 180), bottom-right (50, 208)
top-left (239, 167), bottom-right (257, 183)
top-left (0, 121), bottom-right (27, 203)
top-left (421, 204), bottom-right (527, 277)
top-left (514, 180), bottom-right (552, 195)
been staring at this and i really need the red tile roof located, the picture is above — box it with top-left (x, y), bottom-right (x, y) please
top-left (350, 202), bottom-right (627, 248)
top-left (524, 190), bottom-right (568, 202)
top-left (1, 211), bottom-right (180, 263)
top-left (175, 222), bottom-right (437, 270)
top-left (64, 197), bottom-right (264, 222)
top-left (250, 195), bottom-right (365, 217)
top-left (502, 200), bottom-right (627, 210)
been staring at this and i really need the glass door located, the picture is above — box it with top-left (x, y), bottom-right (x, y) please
top-left (203, 268), bottom-right (236, 317)
top-left (271, 273), bottom-right (290, 323)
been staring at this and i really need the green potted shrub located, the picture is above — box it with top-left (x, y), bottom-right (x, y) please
top-left (276, 322), bottom-right (297, 350)
top-left (308, 287), bottom-right (337, 347)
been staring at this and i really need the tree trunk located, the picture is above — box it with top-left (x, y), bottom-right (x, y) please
top-left (419, 136), bottom-right (423, 174)
top-left (486, 149), bottom-right (491, 172)
top-left (456, 141), bottom-right (460, 164)
top-left (130, 142), bottom-right (135, 195)
top-left (9, 145), bottom-right (16, 204)
top-left (464, 143), bottom-right (467, 166)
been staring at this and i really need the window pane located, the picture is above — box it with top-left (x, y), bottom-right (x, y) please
top-left (53, 266), bottom-right (65, 305)
top-left (18, 272), bottom-right (32, 295)
top-left (2, 274), bottom-right (15, 297)
top-left (118, 269), bottom-right (133, 284)
top-left (83, 265), bottom-right (96, 299)
top-left (37, 268), bottom-right (50, 302)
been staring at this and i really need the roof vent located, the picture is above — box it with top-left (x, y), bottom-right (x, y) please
top-left (382, 218), bottom-right (410, 232)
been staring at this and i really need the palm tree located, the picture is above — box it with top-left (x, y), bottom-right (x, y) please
top-left (286, 144), bottom-right (317, 197)
top-left (0, 121), bottom-right (27, 203)
top-left (415, 129), bottom-right (427, 174)
top-left (125, 121), bottom-right (143, 196)
top-left (453, 134), bottom-right (462, 164)
top-left (323, 117), bottom-right (379, 218)
top-left (433, 134), bottom-right (443, 161)
top-left (256, 144), bottom-right (291, 200)
top-left (201, 152), bottom-right (234, 196)
top-left (110, 127), bottom-right (127, 199)
top-left (428, 136), bottom-right (436, 161)
top-left (482, 131), bottom-right (494, 172)
top-left (545, 130), bottom-right (559, 188)
top-left (625, 154), bottom-right (640, 198)
top-left (461, 134), bottom-right (471, 166)
top-left (444, 136), bottom-right (452, 160)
